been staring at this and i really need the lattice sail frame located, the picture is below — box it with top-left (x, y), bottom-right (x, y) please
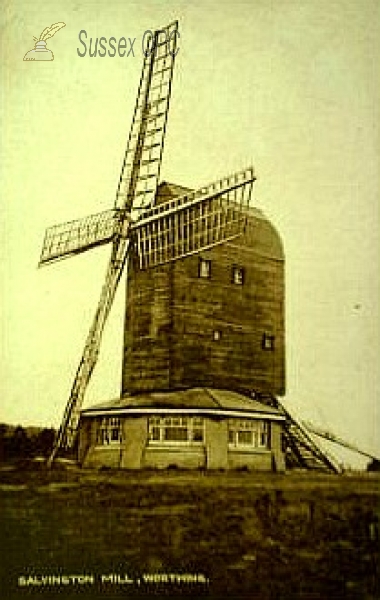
top-left (39, 209), bottom-right (119, 266)
top-left (116, 20), bottom-right (179, 214)
top-left (133, 166), bottom-right (256, 269)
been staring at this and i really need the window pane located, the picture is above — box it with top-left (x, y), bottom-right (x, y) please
top-left (192, 428), bottom-right (203, 442)
top-left (164, 427), bottom-right (188, 442)
top-left (237, 431), bottom-right (253, 445)
top-left (151, 426), bottom-right (160, 441)
top-left (111, 428), bottom-right (120, 441)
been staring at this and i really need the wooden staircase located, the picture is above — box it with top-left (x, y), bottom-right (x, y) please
top-left (281, 409), bottom-right (341, 473)
top-left (255, 393), bottom-right (342, 473)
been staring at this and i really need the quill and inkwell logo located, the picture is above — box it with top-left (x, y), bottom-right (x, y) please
top-left (24, 22), bottom-right (66, 61)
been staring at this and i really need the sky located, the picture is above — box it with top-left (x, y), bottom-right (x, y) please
top-left (1, 0), bottom-right (379, 467)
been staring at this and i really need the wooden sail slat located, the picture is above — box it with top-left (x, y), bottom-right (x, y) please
top-left (134, 169), bottom-right (255, 269)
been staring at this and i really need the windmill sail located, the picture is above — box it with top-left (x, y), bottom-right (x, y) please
top-left (134, 167), bottom-right (255, 269)
top-left (116, 20), bottom-right (179, 214)
top-left (47, 21), bottom-right (180, 463)
top-left (53, 235), bottom-right (131, 452)
top-left (39, 209), bottom-right (120, 266)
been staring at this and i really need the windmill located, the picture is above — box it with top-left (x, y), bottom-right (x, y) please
top-left (40, 20), bottom-right (341, 473)
top-left (39, 21), bottom-right (256, 466)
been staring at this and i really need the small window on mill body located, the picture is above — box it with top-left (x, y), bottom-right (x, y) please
top-left (213, 330), bottom-right (221, 341)
top-left (232, 265), bottom-right (245, 285)
top-left (198, 258), bottom-right (211, 279)
top-left (262, 333), bottom-right (275, 351)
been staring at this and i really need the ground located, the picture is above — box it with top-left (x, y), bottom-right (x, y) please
top-left (0, 463), bottom-right (379, 599)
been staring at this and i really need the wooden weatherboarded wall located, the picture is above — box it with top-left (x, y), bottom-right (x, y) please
top-left (122, 184), bottom-right (285, 397)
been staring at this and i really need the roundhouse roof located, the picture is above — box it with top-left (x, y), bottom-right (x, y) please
top-left (81, 388), bottom-right (285, 420)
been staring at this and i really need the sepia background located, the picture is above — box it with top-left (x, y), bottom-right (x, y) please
top-left (1, 0), bottom-right (379, 467)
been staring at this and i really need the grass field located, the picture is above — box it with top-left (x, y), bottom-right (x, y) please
top-left (0, 463), bottom-right (379, 599)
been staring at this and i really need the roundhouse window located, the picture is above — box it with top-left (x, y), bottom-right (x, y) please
top-left (97, 417), bottom-right (122, 445)
top-left (148, 415), bottom-right (204, 445)
top-left (228, 419), bottom-right (270, 449)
